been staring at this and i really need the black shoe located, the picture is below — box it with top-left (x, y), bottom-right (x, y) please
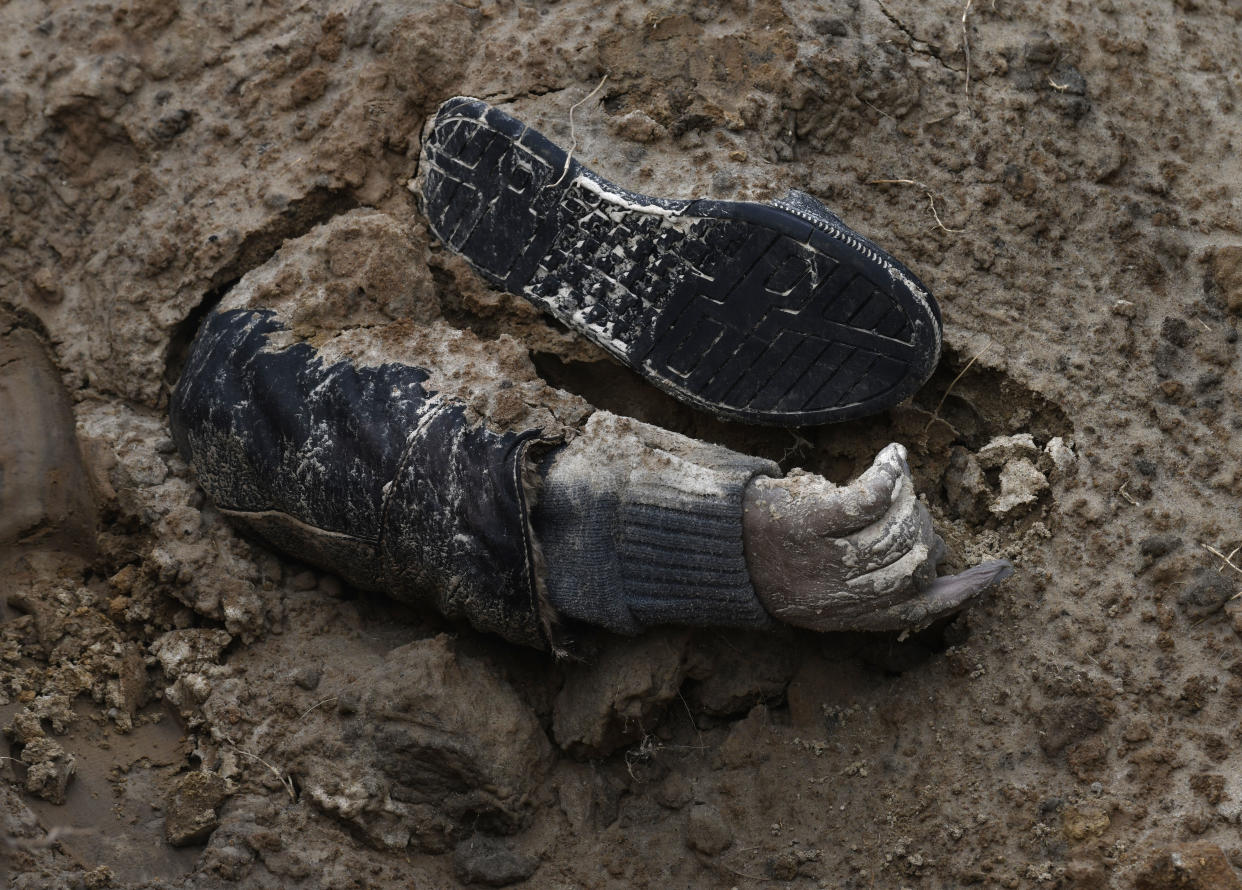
top-left (419, 96), bottom-right (942, 426)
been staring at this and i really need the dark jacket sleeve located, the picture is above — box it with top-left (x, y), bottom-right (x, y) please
top-left (169, 308), bottom-right (552, 648)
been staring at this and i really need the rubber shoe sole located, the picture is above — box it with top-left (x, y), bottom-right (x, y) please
top-left (419, 96), bottom-right (942, 426)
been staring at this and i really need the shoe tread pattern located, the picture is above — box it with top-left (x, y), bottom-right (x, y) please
top-left (421, 98), bottom-right (939, 424)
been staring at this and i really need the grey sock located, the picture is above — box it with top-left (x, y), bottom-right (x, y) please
top-left (532, 411), bottom-right (780, 634)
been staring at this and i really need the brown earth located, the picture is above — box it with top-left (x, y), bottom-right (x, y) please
top-left (3, 0), bottom-right (1242, 888)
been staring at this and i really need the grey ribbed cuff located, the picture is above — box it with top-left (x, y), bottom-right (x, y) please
top-left (532, 412), bottom-right (780, 634)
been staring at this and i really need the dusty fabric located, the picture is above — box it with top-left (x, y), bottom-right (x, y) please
top-left (533, 412), bottom-right (780, 635)
top-left (170, 300), bottom-right (784, 646)
top-left (170, 307), bottom-right (551, 648)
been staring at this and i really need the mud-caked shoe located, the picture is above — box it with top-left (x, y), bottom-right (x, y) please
top-left (418, 96), bottom-right (942, 426)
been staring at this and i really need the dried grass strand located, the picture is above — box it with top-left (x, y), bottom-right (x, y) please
top-left (552, 74), bottom-right (608, 186)
top-left (923, 342), bottom-right (994, 434)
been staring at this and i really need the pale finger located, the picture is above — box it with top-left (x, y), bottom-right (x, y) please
top-left (838, 480), bottom-right (931, 578)
top-left (805, 442), bottom-right (909, 537)
top-left (850, 559), bottom-right (1014, 631)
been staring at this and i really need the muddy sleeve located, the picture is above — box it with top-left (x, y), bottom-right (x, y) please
top-left (531, 412), bottom-right (781, 635)
top-left (169, 307), bottom-right (551, 648)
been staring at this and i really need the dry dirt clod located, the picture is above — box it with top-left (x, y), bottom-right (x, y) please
top-left (611, 109), bottom-right (667, 144)
top-left (1038, 697), bottom-right (1111, 758)
top-left (1210, 246), bottom-right (1242, 315)
top-left (1177, 570), bottom-right (1236, 620)
top-left (654, 771), bottom-right (693, 811)
top-left (1140, 534), bottom-right (1183, 562)
top-left (1224, 599), bottom-right (1242, 635)
top-left (716, 703), bottom-right (772, 769)
top-left (1062, 804), bottom-right (1109, 842)
top-left (990, 458), bottom-right (1050, 518)
top-left (1065, 859), bottom-right (1107, 889)
top-left (19, 735), bottom-right (77, 805)
top-left (1133, 841), bottom-right (1242, 890)
top-left (682, 631), bottom-right (798, 718)
top-left (685, 803), bottom-right (733, 855)
top-left (286, 634), bottom-right (551, 853)
top-left (945, 446), bottom-right (989, 522)
top-left (150, 628), bottom-right (234, 675)
top-left (7, 708), bottom-right (45, 745)
top-left (552, 630), bottom-right (689, 757)
top-left (290, 664), bottom-right (321, 690)
top-left (1041, 436), bottom-right (1078, 477)
top-left (165, 771), bottom-right (229, 847)
top-left (977, 433), bottom-right (1042, 470)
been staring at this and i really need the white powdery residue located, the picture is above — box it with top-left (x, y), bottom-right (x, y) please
top-left (307, 317), bottom-right (454, 371)
top-left (844, 541), bottom-right (931, 595)
top-left (629, 452), bottom-right (734, 504)
top-left (568, 305), bottom-right (631, 359)
top-left (409, 395), bottom-right (449, 442)
top-left (553, 411), bottom-right (751, 511)
top-left (887, 265), bottom-right (941, 352)
top-left (217, 261), bottom-right (278, 314)
top-left (600, 331), bottom-right (632, 357)
top-left (573, 174), bottom-right (680, 219)
top-left (298, 419), bottom-right (336, 478)
top-left (547, 436), bottom-right (607, 488)
top-left (1043, 436), bottom-right (1077, 474)
top-left (989, 459), bottom-right (1049, 518)
top-left (790, 207), bottom-right (940, 354)
top-left (153, 637), bottom-right (194, 675)
top-left (306, 322), bottom-right (529, 420)
top-left (977, 433), bottom-right (1040, 470)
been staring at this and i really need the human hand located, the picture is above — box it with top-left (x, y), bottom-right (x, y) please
top-left (742, 443), bottom-right (1012, 632)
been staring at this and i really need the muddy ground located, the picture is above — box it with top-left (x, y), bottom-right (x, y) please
top-left (3, 0), bottom-right (1242, 887)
